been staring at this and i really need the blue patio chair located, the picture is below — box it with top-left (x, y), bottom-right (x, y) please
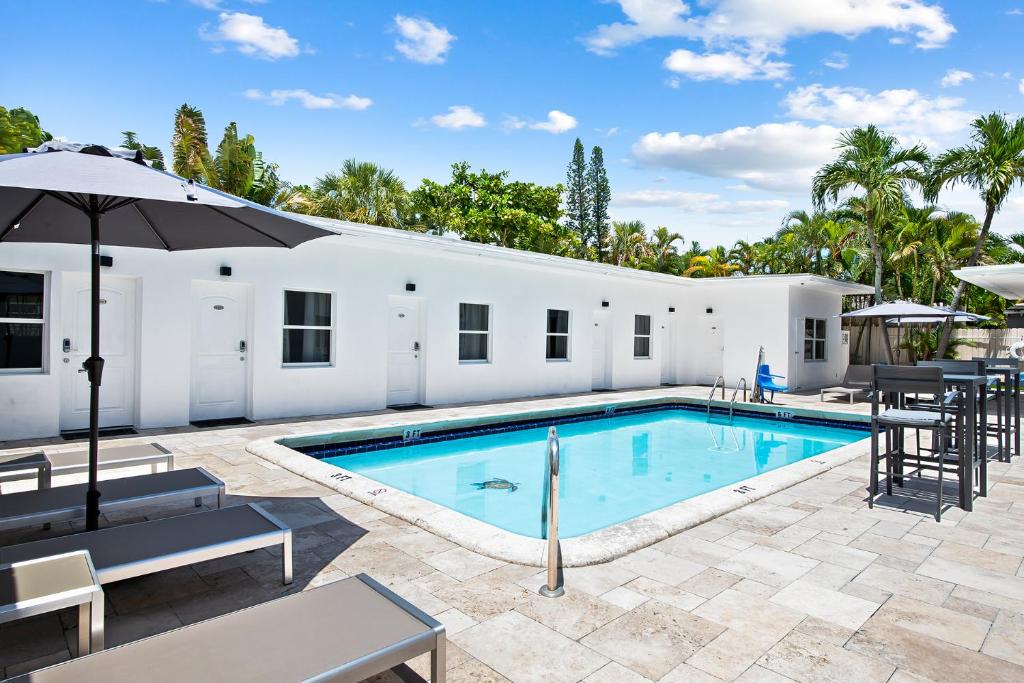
top-left (756, 364), bottom-right (788, 403)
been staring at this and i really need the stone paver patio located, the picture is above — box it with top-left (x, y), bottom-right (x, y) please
top-left (2, 387), bottom-right (1023, 682)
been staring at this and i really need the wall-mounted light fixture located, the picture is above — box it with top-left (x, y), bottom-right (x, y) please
top-left (705, 307), bottom-right (713, 314)
top-left (99, 255), bottom-right (113, 268)
top-left (601, 300), bottom-right (610, 308)
top-left (668, 306), bottom-right (675, 313)
top-left (219, 266), bottom-right (232, 277)
top-left (405, 282), bottom-right (416, 292)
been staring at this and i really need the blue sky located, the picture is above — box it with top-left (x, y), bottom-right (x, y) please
top-left (3, 1), bottom-right (1023, 245)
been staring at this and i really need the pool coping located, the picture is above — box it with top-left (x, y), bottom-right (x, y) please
top-left (246, 394), bottom-right (873, 567)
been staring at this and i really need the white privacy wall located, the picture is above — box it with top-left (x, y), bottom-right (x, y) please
top-left (0, 225), bottom-right (861, 440)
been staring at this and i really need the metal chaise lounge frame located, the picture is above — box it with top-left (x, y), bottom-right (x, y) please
top-left (820, 364), bottom-right (873, 404)
top-left (7, 573), bottom-right (447, 682)
top-left (0, 503), bottom-right (293, 586)
top-left (0, 467), bottom-right (225, 532)
top-left (0, 442), bottom-right (175, 489)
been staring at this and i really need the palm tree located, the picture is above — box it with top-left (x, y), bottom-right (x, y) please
top-left (120, 131), bottom-right (165, 170)
top-left (683, 246), bottom-right (739, 278)
top-left (930, 113), bottom-right (1024, 355)
top-left (642, 226), bottom-right (683, 274)
top-left (171, 103), bottom-right (216, 185)
top-left (302, 159), bottom-right (410, 228)
top-left (610, 220), bottom-right (650, 267)
top-left (213, 123), bottom-right (257, 198)
top-left (812, 125), bottom-right (930, 304)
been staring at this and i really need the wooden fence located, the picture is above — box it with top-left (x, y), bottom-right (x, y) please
top-left (847, 319), bottom-right (1024, 364)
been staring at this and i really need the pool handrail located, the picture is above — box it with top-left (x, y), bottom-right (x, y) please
top-left (539, 426), bottom-right (564, 598)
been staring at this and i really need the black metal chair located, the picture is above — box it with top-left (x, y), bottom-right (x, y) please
top-left (974, 357), bottom-right (1018, 462)
top-left (870, 365), bottom-right (963, 521)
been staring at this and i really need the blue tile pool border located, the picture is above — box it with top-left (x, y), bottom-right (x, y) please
top-left (293, 401), bottom-right (870, 461)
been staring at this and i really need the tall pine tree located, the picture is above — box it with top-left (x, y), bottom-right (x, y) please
top-left (587, 146), bottom-right (610, 262)
top-left (564, 137), bottom-right (591, 258)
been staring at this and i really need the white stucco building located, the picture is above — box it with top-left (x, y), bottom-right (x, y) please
top-left (0, 217), bottom-right (871, 441)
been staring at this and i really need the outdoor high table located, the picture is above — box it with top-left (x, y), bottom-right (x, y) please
top-left (939, 373), bottom-right (989, 510)
top-left (0, 550), bottom-right (104, 656)
top-left (980, 365), bottom-right (1020, 461)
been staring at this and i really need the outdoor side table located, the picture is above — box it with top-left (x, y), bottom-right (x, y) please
top-left (0, 452), bottom-right (51, 490)
top-left (0, 550), bottom-right (104, 656)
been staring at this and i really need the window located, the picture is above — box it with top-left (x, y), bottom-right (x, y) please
top-left (0, 271), bottom-right (45, 372)
top-left (459, 303), bottom-right (490, 362)
top-left (804, 318), bottom-right (827, 361)
top-left (634, 314), bottom-right (652, 359)
top-left (545, 309), bottom-right (570, 360)
top-left (282, 290), bottom-right (332, 365)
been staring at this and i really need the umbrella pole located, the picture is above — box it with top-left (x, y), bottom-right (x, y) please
top-left (85, 196), bottom-right (104, 531)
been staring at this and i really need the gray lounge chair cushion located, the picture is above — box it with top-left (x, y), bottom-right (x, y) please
top-left (0, 468), bottom-right (221, 526)
top-left (8, 575), bottom-right (443, 683)
top-left (876, 409), bottom-right (953, 427)
top-left (0, 504), bottom-right (285, 583)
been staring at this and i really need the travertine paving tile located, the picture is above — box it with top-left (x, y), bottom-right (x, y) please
top-left (916, 555), bottom-right (1024, 601)
top-left (425, 547), bottom-right (504, 581)
top-left (688, 627), bottom-right (786, 681)
top-left (853, 564), bottom-right (954, 606)
top-left (793, 537), bottom-right (877, 571)
top-left (872, 595), bottom-right (991, 651)
top-left (514, 588), bottom-right (624, 640)
top-left (848, 533), bottom-right (933, 565)
top-left (581, 601), bottom-right (725, 680)
top-left (581, 661), bottom-right (654, 682)
top-left (981, 609), bottom-right (1024, 666)
top-left (693, 588), bottom-right (804, 638)
top-left (759, 630), bottom-right (895, 682)
top-left (680, 567), bottom-right (743, 599)
top-left (454, 611), bottom-right (608, 683)
top-left (770, 579), bottom-right (879, 630)
top-left (717, 545), bottom-right (819, 588)
top-left (599, 585), bottom-right (648, 611)
top-left (930, 539), bottom-right (1022, 574)
top-left (613, 547), bottom-right (707, 586)
top-left (623, 576), bottom-right (706, 611)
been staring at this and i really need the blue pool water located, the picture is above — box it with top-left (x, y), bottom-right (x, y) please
top-left (319, 409), bottom-right (866, 538)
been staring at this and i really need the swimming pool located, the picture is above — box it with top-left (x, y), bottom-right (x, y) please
top-left (301, 407), bottom-right (866, 539)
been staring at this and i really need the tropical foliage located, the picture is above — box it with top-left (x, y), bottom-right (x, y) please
top-left (0, 106), bottom-right (50, 153)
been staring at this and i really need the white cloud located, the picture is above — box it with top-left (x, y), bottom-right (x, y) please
top-left (940, 69), bottom-right (974, 87)
top-left (631, 122), bottom-right (843, 192)
top-left (245, 89), bottom-right (372, 110)
top-left (1019, 78), bottom-right (1024, 96)
top-left (663, 49), bottom-right (790, 82)
top-left (613, 189), bottom-right (789, 214)
top-left (822, 51), bottom-right (848, 70)
top-left (585, 0), bottom-right (955, 54)
top-left (189, 0), bottom-right (221, 9)
top-left (1008, 8), bottom-right (1024, 15)
top-left (783, 84), bottom-right (973, 135)
top-left (430, 105), bottom-right (486, 129)
top-left (394, 15), bottom-right (455, 64)
top-left (505, 110), bottom-right (578, 134)
top-left (201, 12), bottom-right (300, 59)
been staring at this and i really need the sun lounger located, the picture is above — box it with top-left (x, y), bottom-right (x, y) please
top-left (0, 503), bottom-right (292, 585)
top-left (820, 364), bottom-right (873, 404)
top-left (0, 443), bottom-right (174, 489)
top-left (0, 452), bottom-right (51, 490)
top-left (7, 573), bottom-right (447, 682)
top-left (0, 467), bottom-right (224, 532)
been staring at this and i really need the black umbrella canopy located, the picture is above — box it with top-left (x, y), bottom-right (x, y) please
top-left (0, 142), bottom-right (329, 248)
top-left (0, 142), bottom-right (333, 530)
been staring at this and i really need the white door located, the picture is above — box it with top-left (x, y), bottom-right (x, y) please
top-left (591, 309), bottom-right (611, 390)
top-left (660, 318), bottom-right (674, 384)
top-left (190, 281), bottom-right (250, 421)
top-left (60, 274), bottom-right (137, 431)
top-left (696, 317), bottom-right (724, 385)
top-left (386, 299), bottom-right (423, 406)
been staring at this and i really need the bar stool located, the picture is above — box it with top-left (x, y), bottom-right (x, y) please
top-left (870, 365), bottom-right (964, 521)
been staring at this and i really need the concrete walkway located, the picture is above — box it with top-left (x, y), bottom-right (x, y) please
top-left (1, 388), bottom-right (1022, 682)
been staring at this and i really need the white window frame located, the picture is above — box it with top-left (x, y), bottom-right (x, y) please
top-left (545, 309), bottom-right (571, 362)
top-left (634, 314), bottom-right (652, 360)
top-left (0, 269), bottom-right (48, 375)
top-left (458, 302), bottom-right (491, 364)
top-left (281, 288), bottom-right (334, 368)
top-left (804, 317), bottom-right (827, 362)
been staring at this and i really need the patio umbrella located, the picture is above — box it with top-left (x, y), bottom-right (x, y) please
top-left (0, 141), bottom-right (332, 530)
top-left (840, 301), bottom-right (958, 365)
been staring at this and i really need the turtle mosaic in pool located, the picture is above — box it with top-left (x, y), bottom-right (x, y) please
top-left (300, 408), bottom-right (867, 538)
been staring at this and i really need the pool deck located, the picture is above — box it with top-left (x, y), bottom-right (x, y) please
top-left (2, 386), bottom-right (1024, 682)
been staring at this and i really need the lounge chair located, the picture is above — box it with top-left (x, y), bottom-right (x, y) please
top-left (6, 573), bottom-right (447, 683)
top-left (0, 452), bottom-right (50, 490)
top-left (0, 443), bottom-right (174, 490)
top-left (0, 503), bottom-right (292, 585)
top-left (756, 364), bottom-right (788, 403)
top-left (0, 468), bottom-right (224, 532)
top-left (820, 364), bottom-right (872, 403)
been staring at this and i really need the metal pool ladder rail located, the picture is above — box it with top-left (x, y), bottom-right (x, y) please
top-left (539, 426), bottom-right (564, 598)
top-left (707, 376), bottom-right (725, 418)
top-left (729, 378), bottom-right (747, 420)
